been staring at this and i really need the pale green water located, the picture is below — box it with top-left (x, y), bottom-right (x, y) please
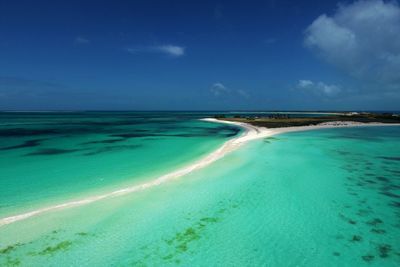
top-left (0, 115), bottom-right (399, 266)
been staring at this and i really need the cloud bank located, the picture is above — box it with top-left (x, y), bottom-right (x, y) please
top-left (305, 0), bottom-right (400, 88)
top-left (298, 79), bottom-right (341, 96)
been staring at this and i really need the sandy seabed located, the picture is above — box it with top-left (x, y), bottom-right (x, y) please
top-left (1, 118), bottom-right (399, 227)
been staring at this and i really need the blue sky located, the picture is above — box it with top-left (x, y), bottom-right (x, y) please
top-left (0, 0), bottom-right (399, 111)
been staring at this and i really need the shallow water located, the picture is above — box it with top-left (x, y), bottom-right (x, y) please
top-left (0, 115), bottom-right (399, 266)
top-left (0, 112), bottom-right (238, 217)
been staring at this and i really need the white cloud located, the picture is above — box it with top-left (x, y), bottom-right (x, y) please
top-left (298, 80), bottom-right (314, 88)
top-left (74, 36), bottom-right (90, 44)
top-left (210, 82), bottom-right (229, 96)
top-left (156, 45), bottom-right (185, 57)
top-left (304, 0), bottom-right (400, 86)
top-left (126, 45), bottom-right (185, 57)
top-left (210, 83), bottom-right (250, 98)
top-left (298, 79), bottom-right (341, 96)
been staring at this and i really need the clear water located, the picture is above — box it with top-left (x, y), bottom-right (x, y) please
top-left (0, 113), bottom-right (399, 266)
top-left (0, 112), bottom-right (239, 217)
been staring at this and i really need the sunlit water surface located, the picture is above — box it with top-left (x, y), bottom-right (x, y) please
top-left (0, 113), bottom-right (399, 266)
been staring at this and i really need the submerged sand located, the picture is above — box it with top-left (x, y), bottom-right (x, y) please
top-left (0, 118), bottom-right (399, 227)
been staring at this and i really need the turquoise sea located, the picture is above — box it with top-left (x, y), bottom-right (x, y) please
top-left (0, 112), bottom-right (399, 266)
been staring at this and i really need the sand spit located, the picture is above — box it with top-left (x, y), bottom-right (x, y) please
top-left (0, 118), bottom-right (399, 227)
top-left (203, 118), bottom-right (400, 141)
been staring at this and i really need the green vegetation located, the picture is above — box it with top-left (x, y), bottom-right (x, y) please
top-left (131, 199), bottom-right (242, 265)
top-left (3, 256), bottom-right (21, 266)
top-left (38, 241), bottom-right (73, 255)
top-left (0, 243), bottom-right (23, 255)
top-left (76, 232), bottom-right (88, 236)
top-left (214, 112), bottom-right (400, 128)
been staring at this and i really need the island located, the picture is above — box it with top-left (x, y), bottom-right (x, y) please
top-left (213, 112), bottom-right (400, 128)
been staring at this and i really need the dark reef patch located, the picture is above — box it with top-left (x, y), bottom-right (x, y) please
top-left (377, 156), bottom-right (400, 161)
top-left (2, 256), bottom-right (20, 266)
top-left (348, 219), bottom-right (357, 225)
top-left (390, 201), bottom-right (400, 208)
top-left (81, 138), bottom-right (126, 145)
top-left (164, 216), bottom-right (224, 252)
top-left (0, 139), bottom-right (45, 151)
top-left (356, 209), bottom-right (370, 217)
top-left (358, 199), bottom-right (368, 205)
top-left (338, 213), bottom-right (358, 225)
top-left (0, 126), bottom-right (115, 138)
top-left (380, 185), bottom-right (400, 191)
top-left (75, 232), bottom-right (96, 238)
top-left (82, 144), bottom-right (141, 156)
top-left (56, 120), bottom-right (153, 127)
top-left (0, 128), bottom-right (58, 137)
top-left (76, 232), bottom-right (88, 236)
top-left (37, 241), bottom-right (73, 256)
top-left (264, 137), bottom-right (279, 142)
top-left (380, 191), bottom-right (400, 199)
top-left (362, 255), bottom-right (375, 262)
top-left (25, 148), bottom-right (81, 156)
top-left (336, 150), bottom-right (352, 156)
top-left (132, 199), bottom-right (241, 265)
top-left (109, 125), bottom-right (240, 140)
top-left (377, 244), bottom-right (392, 258)
top-left (200, 217), bottom-right (219, 223)
top-left (350, 235), bottom-right (363, 242)
top-left (366, 218), bottom-right (383, 226)
top-left (376, 176), bottom-right (390, 182)
top-left (0, 243), bottom-right (23, 255)
top-left (159, 216), bottom-right (220, 263)
top-left (370, 229), bottom-right (386, 234)
top-left (110, 133), bottom-right (158, 138)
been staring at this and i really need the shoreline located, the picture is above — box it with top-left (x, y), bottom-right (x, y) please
top-left (203, 118), bottom-right (400, 141)
top-left (1, 119), bottom-right (399, 228)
